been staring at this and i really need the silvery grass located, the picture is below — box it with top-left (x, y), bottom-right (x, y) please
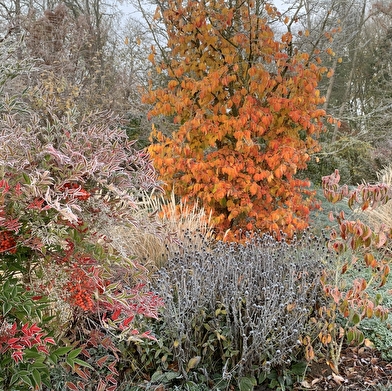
top-left (151, 230), bottom-right (330, 383)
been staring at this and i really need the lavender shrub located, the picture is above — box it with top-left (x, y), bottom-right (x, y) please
top-left (150, 231), bottom-right (330, 386)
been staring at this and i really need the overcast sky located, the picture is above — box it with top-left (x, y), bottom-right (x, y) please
top-left (118, 0), bottom-right (291, 21)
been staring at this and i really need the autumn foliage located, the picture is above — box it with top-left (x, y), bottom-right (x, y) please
top-left (145, 0), bottom-right (328, 239)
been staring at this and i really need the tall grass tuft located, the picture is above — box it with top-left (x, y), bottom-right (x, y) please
top-left (106, 191), bottom-right (215, 269)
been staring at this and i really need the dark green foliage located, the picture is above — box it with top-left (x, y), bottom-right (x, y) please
top-left (125, 231), bottom-right (331, 389)
top-left (304, 135), bottom-right (377, 186)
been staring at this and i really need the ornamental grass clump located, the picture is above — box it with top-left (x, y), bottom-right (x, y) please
top-left (109, 191), bottom-right (214, 270)
top-left (142, 231), bottom-right (329, 389)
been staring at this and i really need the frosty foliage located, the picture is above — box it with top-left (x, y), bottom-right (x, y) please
top-left (152, 231), bottom-right (330, 381)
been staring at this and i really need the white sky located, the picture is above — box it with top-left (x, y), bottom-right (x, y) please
top-left (117, 0), bottom-right (290, 21)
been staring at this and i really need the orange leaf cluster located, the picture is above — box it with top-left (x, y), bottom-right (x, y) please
top-left (146, 0), bottom-right (327, 240)
top-left (0, 230), bottom-right (17, 253)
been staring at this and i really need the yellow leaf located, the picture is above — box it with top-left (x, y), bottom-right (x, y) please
top-left (364, 338), bottom-right (374, 348)
top-left (186, 356), bottom-right (201, 371)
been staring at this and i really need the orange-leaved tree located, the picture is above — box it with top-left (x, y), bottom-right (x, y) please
top-left (144, 0), bottom-right (329, 240)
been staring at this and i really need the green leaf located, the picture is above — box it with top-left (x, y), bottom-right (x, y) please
top-left (23, 349), bottom-right (43, 360)
top-left (20, 374), bottom-right (34, 388)
top-left (2, 301), bottom-right (12, 316)
top-left (164, 371), bottom-right (180, 381)
top-left (258, 372), bottom-right (267, 384)
top-left (10, 283), bottom-right (18, 298)
top-left (346, 329), bottom-right (354, 343)
top-left (22, 172), bottom-right (31, 184)
top-left (66, 356), bottom-right (75, 368)
top-left (48, 353), bottom-right (59, 365)
top-left (10, 373), bottom-right (20, 386)
top-left (351, 313), bottom-right (361, 325)
top-left (239, 376), bottom-right (257, 391)
top-left (72, 358), bottom-right (94, 369)
top-left (150, 370), bottom-right (165, 383)
top-left (53, 346), bottom-right (74, 356)
top-left (67, 347), bottom-right (83, 360)
top-left (32, 368), bottom-right (41, 387)
top-left (290, 361), bottom-right (307, 376)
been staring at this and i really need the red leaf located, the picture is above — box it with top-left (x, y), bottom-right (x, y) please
top-left (44, 337), bottom-right (56, 345)
top-left (107, 361), bottom-right (119, 376)
top-left (66, 382), bottom-right (79, 391)
top-left (96, 355), bottom-right (109, 368)
top-left (121, 315), bottom-right (134, 328)
top-left (111, 308), bottom-right (121, 321)
top-left (105, 373), bottom-right (118, 385)
top-left (74, 366), bottom-right (90, 380)
top-left (11, 350), bottom-right (24, 363)
top-left (37, 345), bottom-right (49, 354)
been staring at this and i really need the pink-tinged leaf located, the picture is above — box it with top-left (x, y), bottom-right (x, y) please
top-left (31, 335), bottom-right (42, 345)
top-left (21, 338), bottom-right (32, 348)
top-left (3, 218), bottom-right (21, 231)
top-left (330, 287), bottom-right (341, 304)
top-left (44, 337), bottom-right (56, 345)
top-left (66, 381), bottom-right (79, 391)
top-left (29, 323), bottom-right (42, 334)
top-left (140, 330), bottom-right (157, 341)
top-left (81, 348), bottom-right (91, 358)
top-left (101, 337), bottom-right (113, 349)
top-left (15, 182), bottom-right (22, 195)
top-left (10, 344), bottom-right (24, 350)
top-left (37, 345), bottom-right (49, 354)
top-left (11, 350), bottom-right (24, 363)
top-left (377, 231), bottom-right (387, 248)
top-left (107, 385), bottom-right (117, 391)
top-left (21, 323), bottom-right (29, 335)
top-left (7, 338), bottom-right (19, 345)
top-left (362, 226), bottom-right (372, 241)
top-left (10, 322), bottom-right (17, 334)
top-left (328, 211), bottom-right (334, 222)
top-left (76, 381), bottom-right (86, 390)
top-left (0, 179), bottom-right (10, 192)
